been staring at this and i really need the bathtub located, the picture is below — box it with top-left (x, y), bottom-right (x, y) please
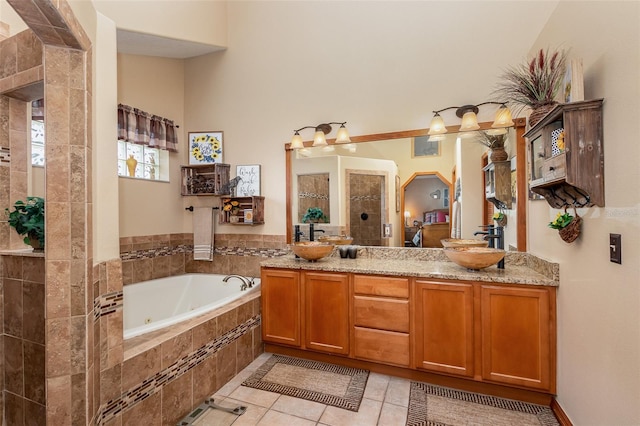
top-left (123, 273), bottom-right (261, 339)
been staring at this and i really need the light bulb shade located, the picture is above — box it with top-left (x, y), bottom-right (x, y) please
top-left (313, 130), bottom-right (327, 146)
top-left (335, 125), bottom-right (351, 143)
top-left (404, 211), bottom-right (411, 218)
top-left (492, 105), bottom-right (514, 128)
top-left (430, 189), bottom-right (441, 199)
top-left (428, 114), bottom-right (447, 135)
top-left (486, 128), bottom-right (508, 136)
top-left (428, 134), bottom-right (446, 142)
top-left (290, 133), bottom-right (304, 149)
top-left (459, 111), bottom-right (480, 131)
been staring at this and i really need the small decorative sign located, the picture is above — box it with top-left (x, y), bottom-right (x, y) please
top-left (189, 131), bottom-right (223, 165)
top-left (236, 165), bottom-right (261, 196)
top-left (244, 209), bottom-right (254, 224)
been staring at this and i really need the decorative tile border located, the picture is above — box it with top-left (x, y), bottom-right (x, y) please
top-left (120, 245), bottom-right (288, 261)
top-left (93, 290), bottom-right (123, 320)
top-left (97, 314), bottom-right (261, 425)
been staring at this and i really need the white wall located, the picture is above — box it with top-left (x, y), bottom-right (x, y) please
top-left (528, 2), bottom-right (640, 424)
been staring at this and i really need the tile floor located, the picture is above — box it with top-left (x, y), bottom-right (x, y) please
top-left (192, 352), bottom-right (410, 425)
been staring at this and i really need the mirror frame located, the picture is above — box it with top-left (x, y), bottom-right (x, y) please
top-left (285, 118), bottom-right (528, 250)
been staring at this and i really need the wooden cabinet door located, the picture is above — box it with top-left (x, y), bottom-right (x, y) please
top-left (481, 285), bottom-right (554, 391)
top-left (261, 269), bottom-right (301, 347)
top-left (304, 272), bottom-right (350, 355)
top-left (414, 280), bottom-right (474, 377)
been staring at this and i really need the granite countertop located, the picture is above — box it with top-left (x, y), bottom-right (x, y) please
top-left (261, 247), bottom-right (559, 287)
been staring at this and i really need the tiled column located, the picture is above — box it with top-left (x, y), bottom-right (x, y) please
top-left (43, 44), bottom-right (93, 425)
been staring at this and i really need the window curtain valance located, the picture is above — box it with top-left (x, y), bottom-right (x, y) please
top-left (117, 103), bottom-right (178, 152)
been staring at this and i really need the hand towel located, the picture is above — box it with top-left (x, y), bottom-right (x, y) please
top-left (193, 207), bottom-right (214, 261)
top-left (451, 200), bottom-right (461, 239)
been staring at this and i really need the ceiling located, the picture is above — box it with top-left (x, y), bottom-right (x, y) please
top-left (116, 29), bottom-right (224, 59)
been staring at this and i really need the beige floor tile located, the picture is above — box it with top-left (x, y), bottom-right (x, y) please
top-left (256, 410), bottom-right (317, 426)
top-left (363, 372), bottom-right (390, 402)
top-left (214, 353), bottom-right (272, 398)
top-left (377, 402), bottom-right (409, 426)
top-left (318, 397), bottom-right (382, 426)
top-left (192, 406), bottom-right (237, 426)
top-left (384, 377), bottom-right (411, 407)
top-left (227, 385), bottom-right (281, 409)
top-left (270, 394), bottom-right (327, 421)
top-left (216, 398), bottom-right (268, 426)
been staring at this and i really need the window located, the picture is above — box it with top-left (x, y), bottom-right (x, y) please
top-left (117, 141), bottom-right (169, 181)
top-left (31, 119), bottom-right (45, 166)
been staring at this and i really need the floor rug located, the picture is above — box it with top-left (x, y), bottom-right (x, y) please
top-left (407, 382), bottom-right (560, 426)
top-left (241, 354), bottom-right (369, 411)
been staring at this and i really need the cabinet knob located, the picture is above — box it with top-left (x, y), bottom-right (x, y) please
top-left (549, 166), bottom-right (555, 171)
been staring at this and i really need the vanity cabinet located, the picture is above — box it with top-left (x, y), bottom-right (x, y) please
top-left (483, 161), bottom-right (512, 209)
top-left (261, 269), bottom-right (301, 347)
top-left (480, 285), bottom-right (555, 391)
top-left (304, 272), bottom-right (350, 355)
top-left (353, 275), bottom-right (410, 367)
top-left (413, 280), bottom-right (474, 377)
top-left (525, 99), bottom-right (604, 208)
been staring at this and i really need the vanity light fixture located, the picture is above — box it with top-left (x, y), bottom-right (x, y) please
top-left (430, 189), bottom-right (442, 199)
top-left (427, 102), bottom-right (514, 140)
top-left (290, 122), bottom-right (351, 149)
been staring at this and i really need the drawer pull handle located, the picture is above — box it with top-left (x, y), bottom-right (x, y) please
top-left (549, 166), bottom-right (555, 171)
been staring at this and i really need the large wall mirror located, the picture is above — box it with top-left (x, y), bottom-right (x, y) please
top-left (285, 119), bottom-right (528, 250)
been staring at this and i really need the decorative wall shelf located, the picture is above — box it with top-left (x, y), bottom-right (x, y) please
top-left (181, 164), bottom-right (230, 196)
top-left (483, 160), bottom-right (512, 209)
top-left (220, 196), bottom-right (265, 225)
top-left (525, 99), bottom-right (604, 208)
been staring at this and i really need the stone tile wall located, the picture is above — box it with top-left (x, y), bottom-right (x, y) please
top-left (1, 255), bottom-right (46, 425)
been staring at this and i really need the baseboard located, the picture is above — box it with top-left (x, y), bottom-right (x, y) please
top-left (551, 398), bottom-right (573, 426)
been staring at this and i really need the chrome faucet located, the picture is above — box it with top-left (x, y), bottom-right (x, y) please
top-left (222, 274), bottom-right (255, 291)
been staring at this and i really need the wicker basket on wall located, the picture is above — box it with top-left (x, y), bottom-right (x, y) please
top-left (528, 102), bottom-right (557, 128)
top-left (558, 210), bottom-right (582, 243)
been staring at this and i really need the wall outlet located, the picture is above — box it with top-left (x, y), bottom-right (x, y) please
top-left (609, 233), bottom-right (622, 264)
top-left (383, 223), bottom-right (392, 238)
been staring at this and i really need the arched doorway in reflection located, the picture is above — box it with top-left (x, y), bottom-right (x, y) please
top-left (401, 171), bottom-right (451, 247)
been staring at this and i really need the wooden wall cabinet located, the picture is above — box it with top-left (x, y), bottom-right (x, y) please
top-left (525, 99), bottom-right (604, 208)
top-left (483, 160), bottom-right (512, 209)
top-left (481, 285), bottom-right (555, 391)
top-left (219, 196), bottom-right (265, 225)
top-left (413, 280), bottom-right (474, 377)
top-left (353, 275), bottom-right (410, 367)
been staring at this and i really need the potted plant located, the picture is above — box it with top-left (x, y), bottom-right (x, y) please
top-left (302, 207), bottom-right (328, 223)
top-left (477, 131), bottom-right (508, 162)
top-left (548, 209), bottom-right (581, 243)
top-left (493, 47), bottom-right (568, 127)
top-left (492, 211), bottom-right (507, 227)
top-left (5, 197), bottom-right (45, 251)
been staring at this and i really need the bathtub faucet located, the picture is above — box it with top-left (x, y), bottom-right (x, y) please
top-left (222, 274), bottom-right (255, 291)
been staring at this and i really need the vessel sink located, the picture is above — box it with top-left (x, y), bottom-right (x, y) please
top-left (317, 235), bottom-right (354, 245)
top-left (291, 242), bottom-right (335, 261)
top-left (441, 238), bottom-right (489, 248)
top-left (444, 247), bottom-right (506, 270)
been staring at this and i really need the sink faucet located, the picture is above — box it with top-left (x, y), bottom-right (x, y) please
top-left (481, 226), bottom-right (505, 269)
top-left (222, 274), bottom-right (255, 291)
top-left (309, 223), bottom-right (325, 242)
top-left (294, 225), bottom-right (304, 242)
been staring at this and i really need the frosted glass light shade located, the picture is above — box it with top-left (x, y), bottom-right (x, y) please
top-left (290, 133), bottom-right (304, 149)
top-left (458, 131), bottom-right (477, 139)
top-left (428, 114), bottom-right (447, 135)
top-left (335, 125), bottom-right (351, 143)
top-left (459, 111), bottom-right (480, 131)
top-left (492, 105), bottom-right (514, 128)
top-left (313, 130), bottom-right (327, 146)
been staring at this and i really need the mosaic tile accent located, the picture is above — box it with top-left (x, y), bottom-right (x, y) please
top-left (93, 290), bottom-right (123, 320)
top-left (120, 245), bottom-right (288, 261)
top-left (96, 314), bottom-right (261, 425)
top-left (0, 146), bottom-right (9, 166)
top-left (350, 194), bottom-right (381, 201)
top-left (298, 191), bottom-right (329, 200)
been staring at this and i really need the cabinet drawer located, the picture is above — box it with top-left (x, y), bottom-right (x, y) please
top-left (354, 327), bottom-right (410, 367)
top-left (542, 153), bottom-right (566, 183)
top-left (353, 275), bottom-right (409, 298)
top-left (354, 296), bottom-right (409, 332)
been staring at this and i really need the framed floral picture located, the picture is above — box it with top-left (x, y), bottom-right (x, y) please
top-left (189, 131), bottom-right (223, 164)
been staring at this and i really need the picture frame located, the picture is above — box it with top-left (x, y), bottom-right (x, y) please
top-left (236, 164), bottom-right (261, 196)
top-left (443, 187), bottom-right (450, 208)
top-left (562, 58), bottom-right (584, 103)
top-left (412, 135), bottom-right (440, 157)
top-left (189, 131), bottom-right (223, 165)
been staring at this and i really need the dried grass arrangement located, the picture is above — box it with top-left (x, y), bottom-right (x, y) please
top-left (494, 47), bottom-right (568, 126)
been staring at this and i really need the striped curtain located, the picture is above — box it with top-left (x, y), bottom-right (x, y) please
top-left (117, 104), bottom-right (178, 152)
